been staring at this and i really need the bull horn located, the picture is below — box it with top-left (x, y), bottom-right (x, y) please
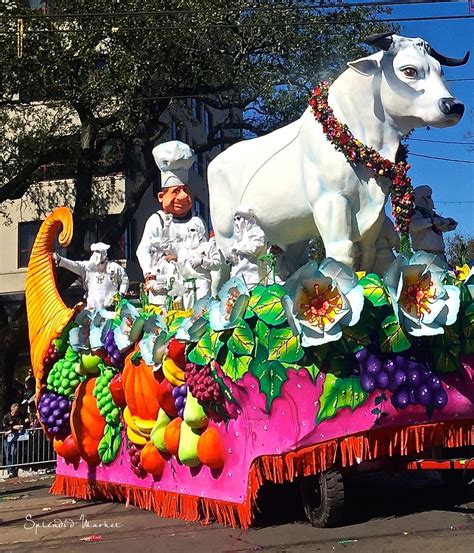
top-left (429, 46), bottom-right (470, 67)
top-left (363, 32), bottom-right (393, 51)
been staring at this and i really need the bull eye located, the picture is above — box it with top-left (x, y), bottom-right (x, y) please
top-left (402, 67), bottom-right (418, 79)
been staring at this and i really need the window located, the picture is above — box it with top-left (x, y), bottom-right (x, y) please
top-left (203, 108), bottom-right (213, 136)
top-left (84, 217), bottom-right (136, 261)
top-left (191, 98), bottom-right (202, 123)
top-left (193, 149), bottom-right (204, 177)
top-left (171, 120), bottom-right (178, 140)
top-left (194, 197), bottom-right (205, 220)
top-left (18, 221), bottom-right (66, 268)
top-left (216, 129), bottom-right (225, 152)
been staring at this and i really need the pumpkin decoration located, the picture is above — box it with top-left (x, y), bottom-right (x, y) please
top-left (70, 378), bottom-right (106, 466)
top-left (163, 417), bottom-right (182, 457)
top-left (123, 350), bottom-right (161, 420)
top-left (197, 426), bottom-right (225, 470)
top-left (140, 442), bottom-right (165, 477)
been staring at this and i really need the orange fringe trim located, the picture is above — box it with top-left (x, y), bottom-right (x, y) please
top-left (50, 420), bottom-right (473, 528)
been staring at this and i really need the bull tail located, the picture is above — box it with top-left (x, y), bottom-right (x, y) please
top-left (25, 207), bottom-right (78, 394)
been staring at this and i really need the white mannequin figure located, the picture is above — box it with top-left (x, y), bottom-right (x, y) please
top-left (409, 185), bottom-right (458, 257)
top-left (136, 140), bottom-right (207, 307)
top-left (228, 205), bottom-right (267, 287)
top-left (372, 216), bottom-right (400, 276)
top-left (54, 242), bottom-right (129, 310)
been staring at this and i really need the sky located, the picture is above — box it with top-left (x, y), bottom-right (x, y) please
top-left (347, 0), bottom-right (474, 236)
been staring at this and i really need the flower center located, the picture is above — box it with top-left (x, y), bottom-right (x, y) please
top-left (300, 283), bottom-right (343, 330)
top-left (400, 271), bottom-right (437, 319)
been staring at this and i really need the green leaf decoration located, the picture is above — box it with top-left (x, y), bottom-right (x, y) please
top-left (251, 360), bottom-right (288, 412)
top-left (379, 314), bottom-right (411, 353)
top-left (338, 321), bottom-right (371, 354)
top-left (268, 327), bottom-right (304, 363)
top-left (316, 374), bottom-right (367, 424)
top-left (247, 284), bottom-right (287, 325)
top-left (188, 330), bottom-right (224, 365)
top-left (98, 424), bottom-right (122, 465)
top-left (227, 320), bottom-right (255, 355)
top-left (167, 316), bottom-right (186, 337)
top-left (255, 320), bottom-right (270, 350)
top-left (222, 350), bottom-right (252, 381)
top-left (433, 346), bottom-right (461, 373)
top-left (359, 273), bottom-right (389, 307)
top-left (461, 303), bottom-right (474, 354)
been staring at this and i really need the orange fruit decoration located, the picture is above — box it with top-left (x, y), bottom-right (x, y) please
top-left (122, 350), bottom-right (161, 420)
top-left (25, 207), bottom-right (79, 398)
top-left (140, 442), bottom-right (165, 477)
top-left (53, 434), bottom-right (80, 464)
top-left (163, 417), bottom-right (182, 457)
top-left (197, 426), bottom-right (225, 470)
top-left (70, 378), bottom-right (106, 466)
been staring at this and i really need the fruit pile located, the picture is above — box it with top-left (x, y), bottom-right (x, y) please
top-left (38, 391), bottom-right (72, 437)
top-left (104, 329), bottom-right (125, 368)
top-left (171, 384), bottom-right (188, 418)
top-left (46, 347), bottom-right (81, 399)
top-left (356, 348), bottom-right (448, 410)
top-left (42, 333), bottom-right (68, 368)
top-left (128, 442), bottom-right (146, 478)
top-left (93, 366), bottom-right (121, 426)
top-left (185, 364), bottom-right (221, 403)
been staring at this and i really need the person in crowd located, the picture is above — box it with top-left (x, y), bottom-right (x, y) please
top-left (54, 242), bottom-right (129, 311)
top-left (2, 403), bottom-right (27, 478)
top-left (228, 205), bottom-right (267, 287)
top-left (136, 140), bottom-right (208, 308)
top-left (409, 185), bottom-right (458, 259)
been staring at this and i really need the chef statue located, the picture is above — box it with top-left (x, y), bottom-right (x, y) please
top-left (372, 216), bottom-right (400, 276)
top-left (54, 242), bottom-right (129, 311)
top-left (228, 205), bottom-right (267, 287)
top-left (409, 185), bottom-right (458, 258)
top-left (136, 140), bottom-right (208, 308)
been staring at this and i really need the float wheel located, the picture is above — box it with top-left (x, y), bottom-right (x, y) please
top-left (299, 469), bottom-right (344, 527)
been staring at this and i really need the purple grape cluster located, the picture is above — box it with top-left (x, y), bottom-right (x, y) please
top-left (43, 341), bottom-right (61, 367)
top-left (185, 365), bottom-right (221, 403)
top-left (356, 348), bottom-right (448, 410)
top-left (103, 329), bottom-right (125, 368)
top-left (171, 384), bottom-right (188, 418)
top-left (38, 391), bottom-right (72, 438)
top-left (128, 442), bottom-right (146, 478)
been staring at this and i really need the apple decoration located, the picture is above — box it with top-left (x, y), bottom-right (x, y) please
top-left (53, 434), bottom-right (80, 464)
top-left (109, 373), bottom-right (126, 408)
top-left (167, 339), bottom-right (186, 369)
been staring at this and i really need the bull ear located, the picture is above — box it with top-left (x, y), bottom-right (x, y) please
top-left (347, 57), bottom-right (379, 76)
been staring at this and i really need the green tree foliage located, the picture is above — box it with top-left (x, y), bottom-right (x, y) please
top-left (446, 233), bottom-right (474, 266)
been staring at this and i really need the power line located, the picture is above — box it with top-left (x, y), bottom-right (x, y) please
top-left (437, 201), bottom-right (474, 204)
top-left (409, 138), bottom-right (474, 145)
top-left (409, 152), bottom-right (474, 163)
top-left (4, 14), bottom-right (473, 34)
top-left (0, 2), bottom-right (467, 19)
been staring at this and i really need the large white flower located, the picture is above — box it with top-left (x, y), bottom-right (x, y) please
top-left (281, 259), bottom-right (364, 347)
top-left (383, 251), bottom-right (460, 337)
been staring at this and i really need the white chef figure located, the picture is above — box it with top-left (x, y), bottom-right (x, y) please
top-left (372, 216), bottom-right (400, 276)
top-left (409, 185), bottom-right (458, 258)
top-left (136, 140), bottom-right (207, 307)
top-left (228, 204), bottom-right (267, 287)
top-left (54, 242), bottom-right (129, 310)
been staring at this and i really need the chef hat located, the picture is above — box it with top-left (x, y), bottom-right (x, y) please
top-left (233, 204), bottom-right (257, 219)
top-left (414, 185), bottom-right (433, 205)
top-left (152, 140), bottom-right (195, 188)
top-left (90, 242), bottom-right (110, 253)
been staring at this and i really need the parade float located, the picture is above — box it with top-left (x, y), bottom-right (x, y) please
top-left (26, 34), bottom-right (473, 528)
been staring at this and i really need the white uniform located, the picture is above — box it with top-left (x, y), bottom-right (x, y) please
top-left (229, 207), bottom-right (267, 287)
top-left (56, 256), bottom-right (129, 311)
top-left (372, 216), bottom-right (400, 276)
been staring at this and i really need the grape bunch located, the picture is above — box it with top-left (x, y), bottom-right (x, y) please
top-left (185, 364), bottom-right (221, 403)
top-left (93, 367), bottom-right (121, 426)
top-left (46, 347), bottom-right (81, 399)
top-left (38, 391), bottom-right (71, 438)
top-left (103, 329), bottom-right (125, 368)
top-left (171, 384), bottom-right (188, 418)
top-left (356, 348), bottom-right (448, 410)
top-left (43, 341), bottom-right (61, 367)
top-left (128, 442), bottom-right (146, 478)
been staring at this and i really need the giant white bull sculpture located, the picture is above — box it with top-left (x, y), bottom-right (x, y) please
top-left (208, 34), bottom-right (468, 274)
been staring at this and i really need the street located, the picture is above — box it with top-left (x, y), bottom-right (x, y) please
top-left (0, 472), bottom-right (472, 553)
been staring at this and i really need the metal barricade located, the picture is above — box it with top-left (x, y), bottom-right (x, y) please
top-left (1, 427), bottom-right (56, 475)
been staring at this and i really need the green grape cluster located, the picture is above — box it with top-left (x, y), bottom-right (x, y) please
top-left (46, 346), bottom-right (82, 399)
top-left (93, 366), bottom-right (121, 426)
